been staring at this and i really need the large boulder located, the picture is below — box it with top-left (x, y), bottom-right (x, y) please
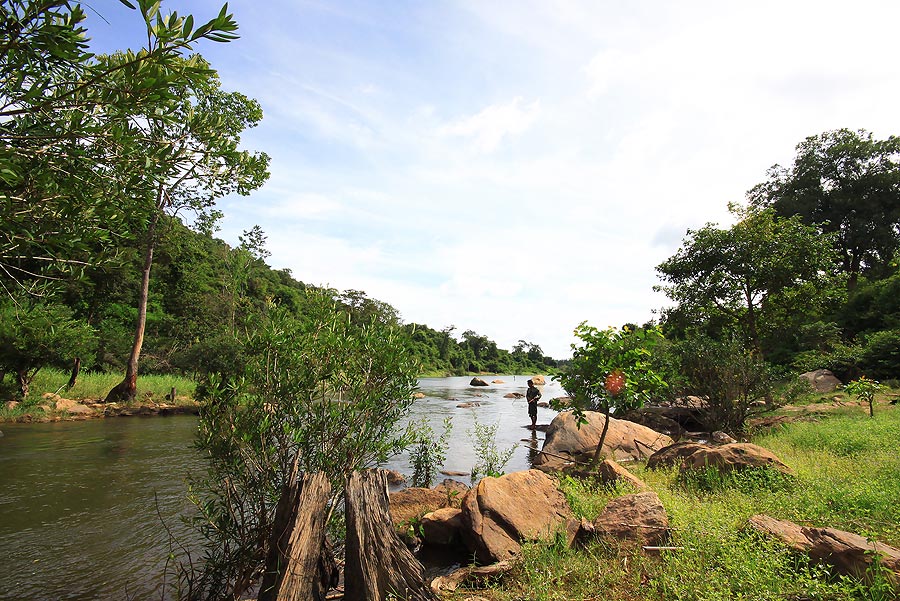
top-left (470, 377), bottom-right (489, 387)
top-left (531, 375), bottom-right (546, 385)
top-left (647, 442), bottom-right (793, 476)
top-left (533, 411), bottom-right (674, 471)
top-left (748, 514), bottom-right (900, 590)
top-left (800, 369), bottom-right (842, 393)
top-left (459, 469), bottom-right (572, 564)
top-left (592, 491), bottom-right (669, 547)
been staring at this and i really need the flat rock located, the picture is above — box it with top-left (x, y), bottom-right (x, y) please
top-left (389, 487), bottom-right (449, 528)
top-left (748, 514), bottom-right (900, 589)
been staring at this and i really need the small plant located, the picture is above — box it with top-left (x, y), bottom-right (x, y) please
top-left (469, 417), bottom-right (517, 483)
top-left (844, 376), bottom-right (884, 417)
top-left (408, 416), bottom-right (452, 488)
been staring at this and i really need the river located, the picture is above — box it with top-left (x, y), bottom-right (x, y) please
top-left (0, 376), bottom-right (563, 600)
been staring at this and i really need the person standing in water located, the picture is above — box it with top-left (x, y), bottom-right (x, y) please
top-left (526, 379), bottom-right (541, 430)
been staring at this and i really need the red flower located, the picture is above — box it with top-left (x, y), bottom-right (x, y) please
top-left (604, 370), bottom-right (625, 396)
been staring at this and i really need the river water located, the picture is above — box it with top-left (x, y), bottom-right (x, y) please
top-left (0, 376), bottom-right (562, 600)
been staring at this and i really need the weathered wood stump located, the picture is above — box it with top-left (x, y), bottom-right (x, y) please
top-left (344, 469), bottom-right (438, 601)
top-left (258, 468), bottom-right (336, 601)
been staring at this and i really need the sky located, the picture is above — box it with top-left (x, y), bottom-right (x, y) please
top-left (83, 0), bottom-right (900, 359)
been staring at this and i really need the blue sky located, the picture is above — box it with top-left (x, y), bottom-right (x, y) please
top-left (83, 0), bottom-right (900, 358)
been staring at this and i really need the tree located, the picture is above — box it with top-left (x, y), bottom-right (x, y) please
top-left (749, 129), bottom-right (900, 290)
top-left (0, 298), bottom-right (96, 397)
top-left (556, 323), bottom-right (667, 465)
top-left (0, 0), bottom-right (241, 296)
top-left (656, 206), bottom-right (838, 359)
top-left (105, 54), bottom-right (270, 402)
top-left (183, 292), bottom-right (420, 598)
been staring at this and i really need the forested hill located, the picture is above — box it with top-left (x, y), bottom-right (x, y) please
top-left (37, 216), bottom-right (558, 381)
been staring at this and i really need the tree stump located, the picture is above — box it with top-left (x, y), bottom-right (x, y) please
top-left (344, 469), bottom-right (438, 601)
top-left (258, 468), bottom-right (336, 601)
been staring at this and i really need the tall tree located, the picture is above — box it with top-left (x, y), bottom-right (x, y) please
top-left (656, 206), bottom-right (838, 359)
top-left (106, 56), bottom-right (270, 402)
top-left (0, 0), bottom-right (241, 296)
top-left (748, 129), bottom-right (900, 290)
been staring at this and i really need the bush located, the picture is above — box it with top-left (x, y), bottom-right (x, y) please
top-left (675, 335), bottom-right (773, 433)
top-left (408, 417), bottom-right (452, 488)
top-left (469, 417), bottom-right (517, 482)
top-left (859, 329), bottom-right (900, 380)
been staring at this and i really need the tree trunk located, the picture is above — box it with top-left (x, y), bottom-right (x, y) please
top-left (344, 469), bottom-right (438, 601)
top-left (16, 369), bottom-right (28, 399)
top-left (590, 409), bottom-right (613, 466)
top-left (66, 357), bottom-right (81, 391)
top-left (106, 206), bottom-right (160, 403)
top-left (258, 466), bottom-right (336, 601)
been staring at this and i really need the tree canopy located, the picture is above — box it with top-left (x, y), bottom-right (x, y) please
top-left (656, 205), bottom-right (838, 359)
top-left (748, 128), bottom-right (900, 290)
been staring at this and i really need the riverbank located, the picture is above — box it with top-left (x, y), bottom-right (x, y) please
top-left (440, 403), bottom-right (900, 600)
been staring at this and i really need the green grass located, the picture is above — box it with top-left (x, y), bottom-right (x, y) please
top-left (446, 405), bottom-right (900, 600)
top-left (1, 368), bottom-right (197, 421)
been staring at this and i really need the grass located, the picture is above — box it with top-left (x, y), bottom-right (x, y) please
top-left (0, 368), bottom-right (197, 421)
top-left (445, 404), bottom-right (900, 600)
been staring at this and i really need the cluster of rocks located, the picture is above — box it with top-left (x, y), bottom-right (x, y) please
top-left (4, 393), bottom-right (199, 422)
top-left (387, 407), bottom-right (900, 594)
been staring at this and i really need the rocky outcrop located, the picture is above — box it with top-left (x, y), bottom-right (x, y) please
top-left (748, 514), bottom-right (900, 589)
top-left (591, 491), bottom-right (669, 547)
top-left (459, 469), bottom-right (572, 564)
top-left (531, 375), bottom-right (546, 385)
top-left (620, 408), bottom-right (687, 438)
top-left (800, 369), bottom-right (842, 393)
top-left (470, 378), bottom-right (489, 387)
top-left (647, 442), bottom-right (793, 476)
top-left (533, 411), bottom-right (674, 471)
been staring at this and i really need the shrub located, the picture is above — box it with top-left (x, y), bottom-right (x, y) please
top-left (408, 416), bottom-right (452, 488)
top-left (675, 335), bottom-right (774, 433)
top-left (469, 417), bottom-right (517, 482)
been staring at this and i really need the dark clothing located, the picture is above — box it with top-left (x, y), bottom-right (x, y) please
top-left (526, 385), bottom-right (541, 418)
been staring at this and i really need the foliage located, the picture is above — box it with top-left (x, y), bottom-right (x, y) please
top-left (454, 406), bottom-right (900, 600)
top-left (556, 323), bottom-right (667, 463)
top-left (674, 334), bottom-right (774, 433)
top-left (181, 291), bottom-right (419, 599)
top-left (0, 298), bottom-right (96, 397)
top-left (749, 128), bottom-right (900, 290)
top-left (468, 417), bottom-right (517, 482)
top-left (844, 376), bottom-right (885, 418)
top-left (408, 416), bottom-right (453, 488)
top-left (0, 0), bottom-right (241, 296)
top-left (656, 205), bottom-right (839, 359)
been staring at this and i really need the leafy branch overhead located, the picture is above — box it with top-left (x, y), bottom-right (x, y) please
top-left (0, 0), bottom-right (249, 295)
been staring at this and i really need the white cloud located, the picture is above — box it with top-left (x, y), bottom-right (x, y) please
top-left (437, 97), bottom-right (541, 153)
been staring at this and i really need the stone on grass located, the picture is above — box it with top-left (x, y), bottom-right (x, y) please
top-left (592, 491), bottom-right (669, 547)
top-left (748, 514), bottom-right (900, 590)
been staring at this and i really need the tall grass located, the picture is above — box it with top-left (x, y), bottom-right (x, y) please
top-left (446, 405), bottom-right (900, 600)
top-left (1, 368), bottom-right (197, 413)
